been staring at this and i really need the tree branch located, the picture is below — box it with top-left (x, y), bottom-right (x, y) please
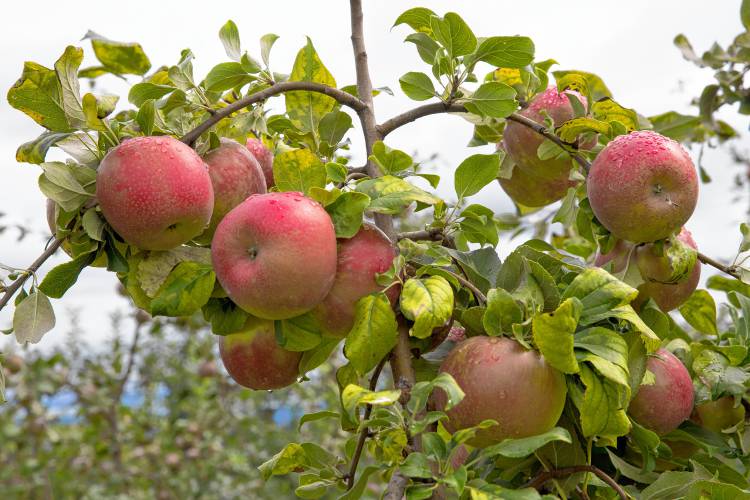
top-left (441, 268), bottom-right (487, 305)
top-left (698, 251), bottom-right (741, 280)
top-left (377, 102), bottom-right (592, 172)
top-left (0, 238), bottom-right (63, 312)
top-left (346, 355), bottom-right (387, 490)
top-left (523, 465), bottom-right (626, 500)
top-left (383, 471), bottom-right (409, 500)
top-left (181, 81), bottom-right (366, 145)
top-left (390, 319), bottom-right (416, 406)
top-left (397, 228), bottom-right (445, 242)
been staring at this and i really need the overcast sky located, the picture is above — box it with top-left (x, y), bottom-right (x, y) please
top-left (0, 0), bottom-right (747, 349)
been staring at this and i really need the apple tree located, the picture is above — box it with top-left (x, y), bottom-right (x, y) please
top-left (3, 0), bottom-right (750, 498)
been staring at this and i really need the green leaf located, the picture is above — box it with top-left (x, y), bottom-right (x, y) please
top-left (553, 70), bottom-right (612, 101)
top-left (135, 99), bottom-right (156, 136)
top-left (276, 313), bottom-right (322, 352)
top-left (370, 141), bottom-right (414, 174)
top-left (285, 38), bottom-right (337, 132)
top-left (454, 153), bottom-right (500, 198)
top-left (128, 82), bottom-right (175, 106)
top-left (574, 327), bottom-right (629, 372)
top-left (325, 191), bottom-right (370, 238)
top-left (297, 410), bottom-right (339, 431)
top-left (640, 468), bottom-right (713, 500)
top-left (38, 161), bottom-right (95, 212)
top-left (400, 276), bottom-right (454, 339)
top-left (219, 20), bottom-right (241, 61)
top-left (341, 384), bottom-right (401, 421)
top-left (344, 293), bottom-right (398, 375)
top-left (393, 7), bottom-right (437, 33)
top-left (679, 290), bottom-right (717, 334)
top-left (472, 36), bottom-right (535, 69)
top-left (318, 110), bottom-right (353, 147)
top-left (399, 72), bottom-right (436, 101)
top-left (561, 268), bottom-right (638, 318)
top-left (7, 61), bottom-right (70, 131)
top-left (430, 12), bottom-right (477, 58)
top-left (649, 111), bottom-right (702, 142)
top-left (478, 427), bottom-right (571, 459)
top-left (572, 364), bottom-right (631, 439)
top-left (38, 253), bottom-right (96, 299)
top-left (82, 93), bottom-right (118, 132)
top-left (355, 175), bottom-right (442, 214)
top-left (482, 288), bottom-right (522, 336)
top-left (84, 30), bottom-right (151, 75)
top-left (150, 262), bottom-right (215, 317)
top-left (54, 46), bottom-right (85, 129)
top-left (532, 298), bottom-right (581, 374)
top-left (15, 131), bottom-right (71, 164)
top-left (405, 33), bottom-right (441, 64)
top-left (400, 452), bottom-right (433, 479)
top-left (13, 291), bottom-right (55, 345)
top-left (463, 82), bottom-right (517, 118)
top-left (556, 117), bottom-right (611, 143)
top-left (137, 247), bottom-right (212, 297)
top-left (260, 33), bottom-right (280, 67)
top-left (258, 443), bottom-right (308, 480)
top-left (299, 337), bottom-right (340, 374)
top-left (205, 62), bottom-right (254, 92)
top-left (591, 97), bottom-right (638, 133)
top-left (410, 372), bottom-right (465, 414)
top-left (325, 162), bottom-right (348, 183)
top-left (273, 149), bottom-right (326, 195)
top-left (202, 298), bottom-right (249, 335)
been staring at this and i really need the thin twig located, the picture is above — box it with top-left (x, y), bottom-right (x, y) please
top-left (396, 228), bottom-right (444, 242)
top-left (181, 81), bottom-right (366, 145)
top-left (698, 251), bottom-right (741, 280)
top-left (523, 465), bottom-right (626, 500)
top-left (441, 268), bottom-right (487, 305)
top-left (0, 238), bottom-right (63, 311)
top-left (346, 355), bottom-right (388, 490)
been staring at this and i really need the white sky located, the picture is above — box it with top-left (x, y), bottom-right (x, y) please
top-left (0, 0), bottom-right (747, 348)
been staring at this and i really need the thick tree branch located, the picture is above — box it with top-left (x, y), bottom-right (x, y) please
top-left (390, 320), bottom-right (416, 406)
top-left (346, 355), bottom-right (387, 490)
top-left (350, 0), bottom-right (394, 239)
top-left (181, 81), bottom-right (366, 145)
top-left (523, 465), bottom-right (626, 500)
top-left (0, 238), bottom-right (63, 312)
top-left (384, 471), bottom-right (409, 500)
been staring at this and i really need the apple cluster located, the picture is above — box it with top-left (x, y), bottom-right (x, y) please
top-left (51, 135), bottom-right (398, 391)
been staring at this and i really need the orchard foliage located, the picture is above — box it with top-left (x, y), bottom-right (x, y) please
top-left (3, 0), bottom-right (750, 498)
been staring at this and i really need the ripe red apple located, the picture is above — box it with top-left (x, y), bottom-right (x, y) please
top-left (587, 130), bottom-right (698, 243)
top-left (311, 223), bottom-right (398, 337)
top-left (628, 349), bottom-right (694, 435)
top-left (96, 136), bottom-right (214, 251)
top-left (635, 228), bottom-right (701, 311)
top-left (498, 164), bottom-right (577, 208)
top-left (211, 192), bottom-right (337, 320)
top-left (431, 336), bottom-right (566, 447)
top-left (196, 138), bottom-right (266, 243)
top-left (503, 86), bottom-right (588, 179)
top-left (246, 138), bottom-right (275, 189)
top-left (595, 228), bottom-right (700, 311)
top-left (219, 316), bottom-right (302, 390)
top-left (693, 396), bottom-right (745, 433)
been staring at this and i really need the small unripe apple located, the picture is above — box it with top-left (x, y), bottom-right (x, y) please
top-left (96, 136), bottom-right (214, 250)
top-left (635, 228), bottom-right (701, 311)
top-left (503, 86), bottom-right (588, 178)
top-left (587, 130), bottom-right (698, 243)
top-left (211, 192), bottom-right (337, 320)
top-left (311, 223), bottom-right (399, 337)
top-left (693, 396), bottom-right (745, 433)
top-left (196, 138), bottom-right (266, 243)
top-left (246, 138), bottom-right (275, 189)
top-left (431, 336), bottom-right (566, 447)
top-left (219, 316), bottom-right (302, 390)
top-left (628, 349), bottom-right (694, 435)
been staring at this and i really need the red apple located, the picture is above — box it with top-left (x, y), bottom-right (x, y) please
top-left (587, 130), bottom-right (698, 243)
top-left (311, 223), bottom-right (398, 337)
top-left (96, 136), bottom-right (214, 250)
top-left (693, 396), bottom-right (745, 433)
top-left (196, 138), bottom-right (266, 243)
top-left (211, 192), bottom-right (337, 320)
top-left (498, 164), bottom-right (577, 208)
top-left (431, 336), bottom-right (567, 447)
top-left (246, 138), bottom-right (275, 189)
top-left (503, 86), bottom-right (588, 179)
top-left (219, 316), bottom-right (302, 390)
top-left (628, 349), bottom-right (694, 435)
